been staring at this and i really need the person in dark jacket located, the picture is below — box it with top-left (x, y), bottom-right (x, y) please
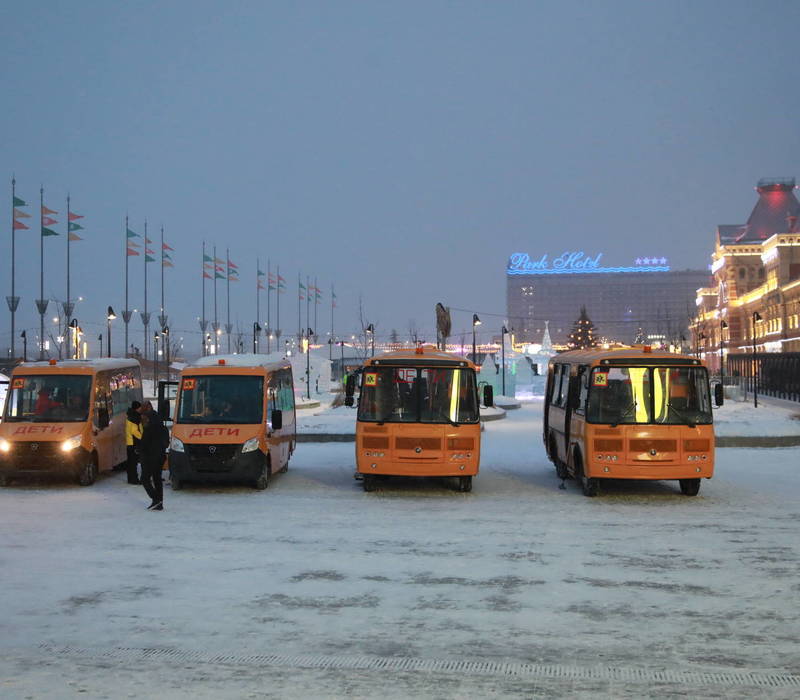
top-left (125, 401), bottom-right (143, 484)
top-left (139, 401), bottom-right (165, 511)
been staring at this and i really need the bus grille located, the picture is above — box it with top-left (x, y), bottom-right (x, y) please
top-left (593, 439), bottom-right (623, 452)
top-left (629, 439), bottom-right (677, 453)
top-left (396, 437), bottom-right (441, 451)
top-left (185, 444), bottom-right (238, 472)
top-left (8, 441), bottom-right (61, 470)
top-left (362, 437), bottom-right (389, 449)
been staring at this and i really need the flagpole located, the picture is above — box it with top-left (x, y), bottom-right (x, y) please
top-left (330, 283), bottom-right (334, 361)
top-left (297, 272), bottom-right (302, 346)
top-left (266, 258), bottom-right (271, 354)
top-left (313, 276), bottom-right (318, 341)
top-left (38, 186), bottom-right (46, 360)
top-left (124, 216), bottom-right (129, 357)
top-left (213, 245), bottom-right (219, 353)
top-left (276, 264), bottom-right (281, 349)
top-left (66, 195), bottom-right (70, 336)
top-left (226, 247), bottom-right (231, 353)
top-left (306, 275), bottom-right (310, 337)
top-left (200, 241), bottom-right (207, 356)
top-left (160, 226), bottom-right (165, 328)
top-left (256, 256), bottom-right (260, 354)
top-left (142, 220), bottom-right (149, 360)
top-left (9, 177), bottom-right (19, 359)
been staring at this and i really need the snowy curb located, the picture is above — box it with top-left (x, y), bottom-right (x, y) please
top-left (480, 406), bottom-right (507, 422)
top-left (296, 433), bottom-right (355, 443)
top-left (295, 400), bottom-right (322, 410)
top-left (717, 435), bottom-right (800, 448)
top-left (493, 396), bottom-right (522, 410)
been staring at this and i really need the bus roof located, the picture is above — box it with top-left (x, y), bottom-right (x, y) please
top-left (186, 353), bottom-right (291, 372)
top-left (13, 358), bottom-right (141, 374)
top-left (364, 346), bottom-right (477, 370)
top-left (550, 347), bottom-right (705, 367)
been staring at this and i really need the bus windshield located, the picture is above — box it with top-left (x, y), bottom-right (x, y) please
top-left (4, 375), bottom-right (92, 423)
top-left (358, 366), bottom-right (479, 424)
top-left (586, 366), bottom-right (712, 426)
top-left (177, 375), bottom-right (264, 424)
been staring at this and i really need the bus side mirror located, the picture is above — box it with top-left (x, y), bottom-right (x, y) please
top-left (158, 399), bottom-right (171, 421)
top-left (97, 407), bottom-right (110, 429)
top-left (483, 385), bottom-right (494, 408)
top-left (344, 374), bottom-right (356, 408)
top-left (714, 383), bottom-right (724, 407)
top-left (271, 409), bottom-right (283, 431)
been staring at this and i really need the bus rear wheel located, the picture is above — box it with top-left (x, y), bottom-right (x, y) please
top-left (457, 476), bottom-right (472, 492)
top-left (363, 475), bottom-right (376, 492)
top-left (679, 478), bottom-right (701, 496)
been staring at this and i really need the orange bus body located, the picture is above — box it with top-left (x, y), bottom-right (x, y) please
top-left (543, 347), bottom-right (715, 496)
top-left (0, 359), bottom-right (143, 486)
top-left (354, 347), bottom-right (481, 492)
top-left (168, 355), bottom-right (296, 489)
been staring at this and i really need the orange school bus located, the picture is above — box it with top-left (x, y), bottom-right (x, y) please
top-left (543, 347), bottom-right (723, 497)
top-left (162, 354), bottom-right (296, 490)
top-left (345, 346), bottom-right (490, 492)
top-left (0, 358), bottom-right (143, 486)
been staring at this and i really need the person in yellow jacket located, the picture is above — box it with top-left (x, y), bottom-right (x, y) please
top-left (125, 401), bottom-right (143, 484)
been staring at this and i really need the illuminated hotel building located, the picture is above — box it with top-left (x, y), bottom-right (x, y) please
top-left (507, 252), bottom-right (709, 345)
top-left (692, 177), bottom-right (800, 367)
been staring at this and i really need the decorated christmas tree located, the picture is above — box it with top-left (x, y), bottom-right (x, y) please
top-left (567, 306), bottom-right (597, 349)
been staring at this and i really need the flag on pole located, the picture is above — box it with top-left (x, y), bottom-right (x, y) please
top-left (13, 195), bottom-right (26, 207)
top-left (68, 222), bottom-right (83, 232)
top-left (13, 219), bottom-right (28, 231)
top-left (162, 242), bottom-right (174, 251)
top-left (203, 271), bottom-right (212, 279)
top-left (68, 212), bottom-right (83, 222)
top-left (126, 228), bottom-right (139, 238)
top-left (42, 216), bottom-right (58, 226)
top-left (203, 254), bottom-right (213, 262)
top-left (13, 208), bottom-right (30, 219)
top-left (68, 233), bottom-right (83, 241)
top-left (41, 205), bottom-right (57, 216)
top-left (42, 227), bottom-right (59, 237)
top-left (145, 248), bottom-right (155, 255)
top-left (215, 271), bottom-right (225, 279)
top-left (145, 254), bottom-right (156, 263)
top-left (127, 247), bottom-right (140, 256)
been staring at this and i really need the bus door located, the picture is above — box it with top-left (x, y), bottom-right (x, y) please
top-left (0, 378), bottom-right (8, 422)
top-left (566, 366), bottom-right (588, 464)
top-left (92, 373), bottom-right (114, 470)
top-left (543, 365), bottom-right (554, 448)
top-left (157, 380), bottom-right (179, 425)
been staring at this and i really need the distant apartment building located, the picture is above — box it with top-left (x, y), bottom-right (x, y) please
top-left (506, 251), bottom-right (709, 346)
top-left (692, 177), bottom-right (800, 367)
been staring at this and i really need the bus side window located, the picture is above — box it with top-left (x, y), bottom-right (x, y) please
top-left (575, 366), bottom-right (589, 414)
top-left (550, 365), bottom-right (562, 407)
top-left (94, 371), bottom-right (111, 425)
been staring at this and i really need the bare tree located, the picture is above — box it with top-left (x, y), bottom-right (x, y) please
top-left (408, 319), bottom-right (420, 345)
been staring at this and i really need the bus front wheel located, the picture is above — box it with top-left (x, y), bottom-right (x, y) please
top-left (458, 476), bottom-right (472, 493)
top-left (679, 478), bottom-right (701, 496)
top-left (77, 461), bottom-right (97, 487)
top-left (254, 464), bottom-right (271, 490)
top-left (575, 456), bottom-right (598, 497)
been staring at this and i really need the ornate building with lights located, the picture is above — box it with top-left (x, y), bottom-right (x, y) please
top-left (692, 177), bottom-right (800, 370)
top-left (506, 252), bottom-right (709, 346)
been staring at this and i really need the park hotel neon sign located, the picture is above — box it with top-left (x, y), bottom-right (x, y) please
top-left (507, 252), bottom-right (670, 275)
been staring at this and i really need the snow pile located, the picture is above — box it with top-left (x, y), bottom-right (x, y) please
top-left (713, 399), bottom-right (800, 437)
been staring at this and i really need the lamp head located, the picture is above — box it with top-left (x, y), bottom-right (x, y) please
top-left (473, 314), bottom-right (481, 326)
top-left (107, 306), bottom-right (116, 320)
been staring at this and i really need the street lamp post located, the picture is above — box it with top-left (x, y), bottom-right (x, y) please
top-left (339, 340), bottom-right (345, 385)
top-left (153, 332), bottom-right (159, 389)
top-left (472, 314), bottom-right (481, 363)
top-left (752, 311), bottom-right (762, 408)
top-left (107, 306), bottom-right (116, 358)
top-left (696, 331), bottom-right (706, 359)
top-left (20, 330), bottom-right (27, 362)
top-left (162, 326), bottom-right (170, 380)
top-left (366, 323), bottom-right (375, 357)
top-left (719, 319), bottom-right (728, 382)
top-left (501, 325), bottom-right (509, 396)
top-left (253, 322), bottom-right (261, 354)
top-left (305, 328), bottom-right (314, 400)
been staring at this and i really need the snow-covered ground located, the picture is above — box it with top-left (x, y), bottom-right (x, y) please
top-left (713, 397), bottom-right (800, 437)
top-left (1, 403), bottom-right (799, 698)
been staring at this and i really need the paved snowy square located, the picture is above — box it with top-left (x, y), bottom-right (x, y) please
top-left (1, 403), bottom-right (799, 698)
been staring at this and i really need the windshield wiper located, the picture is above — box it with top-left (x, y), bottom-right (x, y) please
top-left (611, 404), bottom-right (637, 428)
top-left (664, 403), bottom-right (696, 428)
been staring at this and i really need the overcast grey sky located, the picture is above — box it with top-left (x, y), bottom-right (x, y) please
top-left (3, 0), bottom-right (800, 353)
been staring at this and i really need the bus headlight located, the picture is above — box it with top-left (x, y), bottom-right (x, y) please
top-left (61, 436), bottom-right (82, 453)
top-left (242, 437), bottom-right (259, 453)
top-left (0, 439), bottom-right (11, 453)
top-left (170, 436), bottom-right (185, 453)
